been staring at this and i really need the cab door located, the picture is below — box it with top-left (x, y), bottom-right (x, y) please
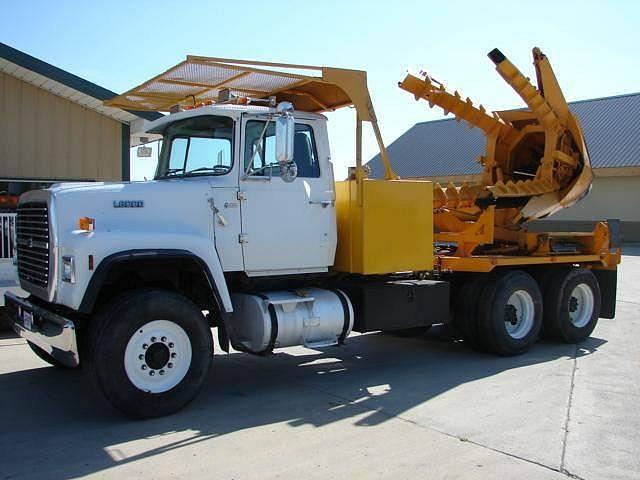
top-left (205, 117), bottom-right (244, 272)
top-left (239, 115), bottom-right (336, 274)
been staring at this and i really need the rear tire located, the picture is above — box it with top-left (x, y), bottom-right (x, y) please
top-left (28, 341), bottom-right (79, 369)
top-left (543, 269), bottom-right (601, 343)
top-left (453, 275), bottom-right (488, 351)
top-left (478, 270), bottom-right (542, 356)
top-left (87, 290), bottom-right (213, 419)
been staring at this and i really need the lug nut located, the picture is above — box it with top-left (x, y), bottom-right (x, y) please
top-left (168, 342), bottom-right (174, 348)
top-left (149, 370), bottom-right (155, 376)
top-left (171, 352), bottom-right (176, 358)
top-left (159, 370), bottom-right (165, 375)
top-left (138, 354), bottom-right (144, 360)
top-left (168, 363), bottom-right (173, 368)
top-left (151, 337), bottom-right (157, 342)
top-left (141, 365), bottom-right (147, 370)
top-left (142, 343), bottom-right (148, 350)
top-left (161, 336), bottom-right (167, 342)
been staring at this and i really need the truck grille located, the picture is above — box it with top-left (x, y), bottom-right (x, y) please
top-left (16, 202), bottom-right (50, 289)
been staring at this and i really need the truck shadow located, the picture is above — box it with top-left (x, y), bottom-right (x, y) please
top-left (0, 327), bottom-right (606, 479)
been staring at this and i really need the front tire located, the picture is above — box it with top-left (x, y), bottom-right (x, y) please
top-left (478, 270), bottom-right (543, 356)
top-left (543, 269), bottom-right (601, 343)
top-left (87, 290), bottom-right (213, 418)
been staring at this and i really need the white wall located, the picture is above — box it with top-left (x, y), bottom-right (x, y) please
top-left (549, 176), bottom-right (640, 222)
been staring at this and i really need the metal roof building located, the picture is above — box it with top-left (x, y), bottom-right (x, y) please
top-left (0, 41), bottom-right (161, 183)
top-left (0, 43), bottom-right (164, 297)
top-left (367, 92), bottom-right (640, 241)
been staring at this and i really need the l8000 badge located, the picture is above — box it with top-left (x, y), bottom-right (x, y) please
top-left (113, 200), bottom-right (144, 208)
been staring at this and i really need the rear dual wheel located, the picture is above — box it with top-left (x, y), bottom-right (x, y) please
top-left (454, 271), bottom-right (542, 355)
top-left (454, 268), bottom-right (601, 356)
top-left (543, 269), bottom-right (600, 343)
top-left (453, 276), bottom-right (488, 351)
top-left (477, 270), bottom-right (543, 356)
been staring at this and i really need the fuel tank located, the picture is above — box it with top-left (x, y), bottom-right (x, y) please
top-left (228, 288), bottom-right (353, 354)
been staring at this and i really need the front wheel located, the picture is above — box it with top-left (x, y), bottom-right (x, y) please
top-left (87, 290), bottom-right (213, 418)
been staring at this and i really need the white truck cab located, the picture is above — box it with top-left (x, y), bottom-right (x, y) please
top-left (5, 99), bottom-right (358, 418)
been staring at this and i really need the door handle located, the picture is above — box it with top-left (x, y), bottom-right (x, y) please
top-left (215, 212), bottom-right (229, 227)
top-left (309, 200), bottom-right (334, 208)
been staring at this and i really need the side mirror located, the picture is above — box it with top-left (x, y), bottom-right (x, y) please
top-left (275, 102), bottom-right (295, 163)
top-left (275, 102), bottom-right (297, 182)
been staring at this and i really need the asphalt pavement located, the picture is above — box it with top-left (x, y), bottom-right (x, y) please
top-left (1, 246), bottom-right (638, 479)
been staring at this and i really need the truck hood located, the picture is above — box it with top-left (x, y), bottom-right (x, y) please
top-left (21, 178), bottom-right (215, 240)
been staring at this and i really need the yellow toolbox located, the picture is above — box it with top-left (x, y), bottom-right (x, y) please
top-left (333, 179), bottom-right (434, 274)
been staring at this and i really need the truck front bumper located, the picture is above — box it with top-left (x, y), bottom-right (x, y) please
top-left (4, 291), bottom-right (79, 367)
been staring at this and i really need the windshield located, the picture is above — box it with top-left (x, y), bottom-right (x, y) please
top-left (155, 115), bottom-right (234, 179)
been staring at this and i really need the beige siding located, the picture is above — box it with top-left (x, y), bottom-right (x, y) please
top-left (0, 71), bottom-right (122, 181)
top-left (547, 176), bottom-right (640, 223)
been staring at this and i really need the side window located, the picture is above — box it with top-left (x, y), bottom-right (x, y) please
top-left (244, 121), bottom-right (278, 176)
top-left (293, 126), bottom-right (320, 178)
top-left (244, 121), bottom-right (320, 178)
top-left (169, 138), bottom-right (188, 171)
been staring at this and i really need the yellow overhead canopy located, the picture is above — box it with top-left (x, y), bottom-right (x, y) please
top-left (105, 56), bottom-right (374, 120)
top-left (104, 55), bottom-right (396, 179)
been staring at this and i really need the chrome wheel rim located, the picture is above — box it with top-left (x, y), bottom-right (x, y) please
top-left (124, 320), bottom-right (192, 393)
top-left (569, 283), bottom-right (594, 328)
top-left (504, 290), bottom-right (535, 339)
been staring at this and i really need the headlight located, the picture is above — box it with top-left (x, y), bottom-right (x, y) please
top-left (61, 256), bottom-right (76, 283)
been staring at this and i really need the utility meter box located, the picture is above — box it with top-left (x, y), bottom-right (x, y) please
top-left (333, 179), bottom-right (434, 274)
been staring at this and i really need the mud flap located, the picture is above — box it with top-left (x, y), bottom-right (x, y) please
top-left (217, 312), bottom-right (231, 353)
top-left (593, 269), bottom-right (617, 319)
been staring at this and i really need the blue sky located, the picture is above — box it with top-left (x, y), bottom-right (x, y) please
top-left (3, 0), bottom-right (639, 180)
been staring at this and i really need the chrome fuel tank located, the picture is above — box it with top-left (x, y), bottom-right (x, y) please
top-left (229, 288), bottom-right (353, 354)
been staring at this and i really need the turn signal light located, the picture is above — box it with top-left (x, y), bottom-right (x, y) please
top-left (78, 217), bottom-right (95, 231)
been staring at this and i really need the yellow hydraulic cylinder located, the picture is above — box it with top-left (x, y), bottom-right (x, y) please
top-left (488, 48), bottom-right (559, 131)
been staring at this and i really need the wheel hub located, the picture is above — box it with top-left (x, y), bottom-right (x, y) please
top-left (504, 304), bottom-right (518, 325)
top-left (145, 342), bottom-right (170, 370)
top-left (568, 283), bottom-right (594, 328)
top-left (124, 320), bottom-right (192, 393)
top-left (569, 296), bottom-right (579, 313)
top-left (504, 290), bottom-right (535, 339)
